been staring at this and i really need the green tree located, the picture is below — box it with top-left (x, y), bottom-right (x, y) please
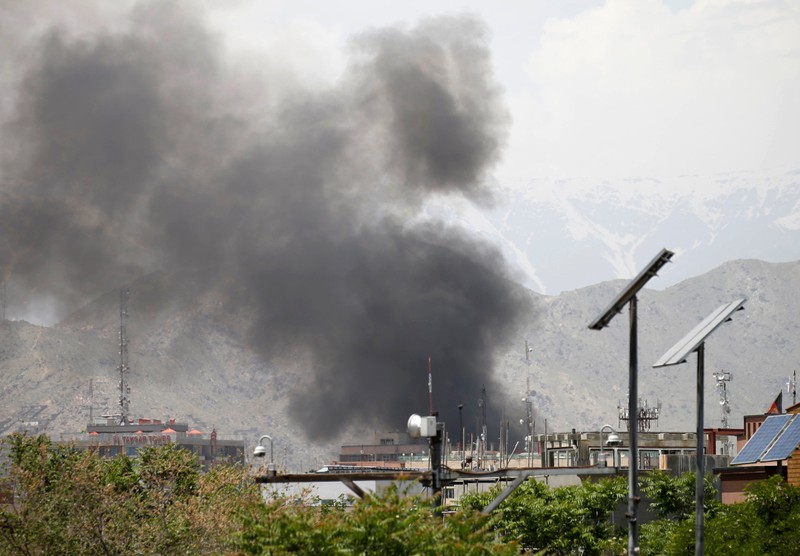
top-left (237, 484), bottom-right (518, 555)
top-left (703, 476), bottom-right (800, 556)
top-left (638, 471), bottom-right (721, 556)
top-left (639, 473), bottom-right (800, 556)
top-left (1, 434), bottom-right (517, 555)
top-left (459, 476), bottom-right (627, 555)
top-left (640, 471), bottom-right (720, 520)
top-left (0, 433), bottom-right (259, 555)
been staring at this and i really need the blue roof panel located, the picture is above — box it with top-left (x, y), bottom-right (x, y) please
top-left (731, 414), bottom-right (793, 465)
top-left (762, 415), bottom-right (800, 462)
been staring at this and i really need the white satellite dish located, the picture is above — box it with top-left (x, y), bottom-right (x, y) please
top-left (407, 414), bottom-right (422, 439)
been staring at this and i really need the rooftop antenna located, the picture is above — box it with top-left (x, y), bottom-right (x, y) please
top-left (618, 398), bottom-right (661, 432)
top-left (713, 370), bottom-right (732, 428)
top-left (788, 370), bottom-right (797, 407)
top-left (118, 288), bottom-right (131, 425)
top-left (1, 281), bottom-right (5, 321)
top-left (522, 376), bottom-right (535, 467)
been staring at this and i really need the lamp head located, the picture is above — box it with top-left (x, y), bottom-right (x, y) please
top-left (606, 432), bottom-right (622, 447)
top-left (253, 445), bottom-right (268, 458)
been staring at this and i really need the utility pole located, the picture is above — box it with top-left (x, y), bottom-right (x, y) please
top-left (118, 288), bottom-right (130, 425)
top-left (478, 385), bottom-right (487, 469)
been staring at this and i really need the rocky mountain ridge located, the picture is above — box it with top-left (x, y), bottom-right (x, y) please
top-left (419, 167), bottom-right (800, 295)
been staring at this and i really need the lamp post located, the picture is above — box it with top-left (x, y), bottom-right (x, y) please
top-left (599, 424), bottom-right (621, 468)
top-left (254, 434), bottom-right (276, 477)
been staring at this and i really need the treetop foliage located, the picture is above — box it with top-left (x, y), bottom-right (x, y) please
top-left (2, 434), bottom-right (800, 555)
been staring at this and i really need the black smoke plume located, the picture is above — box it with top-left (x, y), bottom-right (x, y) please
top-left (0, 2), bottom-right (527, 439)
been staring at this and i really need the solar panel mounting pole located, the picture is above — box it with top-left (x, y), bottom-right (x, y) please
top-left (694, 342), bottom-right (705, 555)
top-left (653, 298), bottom-right (746, 556)
top-left (589, 248), bottom-right (674, 556)
top-left (627, 293), bottom-right (639, 554)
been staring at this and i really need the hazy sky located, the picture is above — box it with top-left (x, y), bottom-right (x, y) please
top-left (1, 0), bottom-right (796, 438)
top-left (205, 0), bottom-right (800, 180)
top-left (7, 0), bottom-right (797, 182)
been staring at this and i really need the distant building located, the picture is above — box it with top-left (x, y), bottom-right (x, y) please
top-left (59, 417), bottom-right (245, 470)
top-left (338, 430), bottom-right (428, 466)
top-left (538, 430), bottom-right (700, 470)
top-left (339, 427), bottom-right (707, 472)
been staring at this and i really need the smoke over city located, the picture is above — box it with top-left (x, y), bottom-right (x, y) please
top-left (0, 2), bottom-right (527, 438)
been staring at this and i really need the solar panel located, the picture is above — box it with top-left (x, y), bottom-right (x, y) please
top-left (761, 415), bottom-right (800, 462)
top-left (653, 299), bottom-right (746, 368)
top-left (731, 414), bottom-right (792, 465)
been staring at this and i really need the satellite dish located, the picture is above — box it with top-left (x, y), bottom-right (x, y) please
top-left (407, 414), bottom-right (422, 439)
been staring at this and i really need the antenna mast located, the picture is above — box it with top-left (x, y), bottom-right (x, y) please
top-left (788, 370), bottom-right (797, 407)
top-left (427, 356), bottom-right (433, 415)
top-left (118, 288), bottom-right (131, 425)
top-left (478, 385), bottom-right (487, 468)
top-left (522, 376), bottom-right (535, 467)
top-left (713, 370), bottom-right (732, 428)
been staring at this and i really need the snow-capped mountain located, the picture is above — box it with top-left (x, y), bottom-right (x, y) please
top-left (422, 167), bottom-right (800, 295)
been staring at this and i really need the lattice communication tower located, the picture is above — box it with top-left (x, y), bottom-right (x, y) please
top-left (713, 370), bottom-right (733, 428)
top-left (618, 398), bottom-right (661, 432)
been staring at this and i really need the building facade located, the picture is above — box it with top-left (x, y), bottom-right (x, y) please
top-left (60, 418), bottom-right (245, 470)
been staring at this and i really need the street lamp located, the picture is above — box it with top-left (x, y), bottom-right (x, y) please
top-left (599, 424), bottom-right (622, 468)
top-left (254, 434), bottom-right (276, 477)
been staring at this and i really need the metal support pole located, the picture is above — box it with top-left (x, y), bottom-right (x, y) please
top-left (628, 295), bottom-right (640, 554)
top-left (430, 419), bottom-right (444, 510)
top-left (482, 474), bottom-right (527, 514)
top-left (695, 343), bottom-right (705, 556)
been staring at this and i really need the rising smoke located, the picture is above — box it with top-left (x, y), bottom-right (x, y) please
top-left (0, 2), bottom-right (528, 439)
